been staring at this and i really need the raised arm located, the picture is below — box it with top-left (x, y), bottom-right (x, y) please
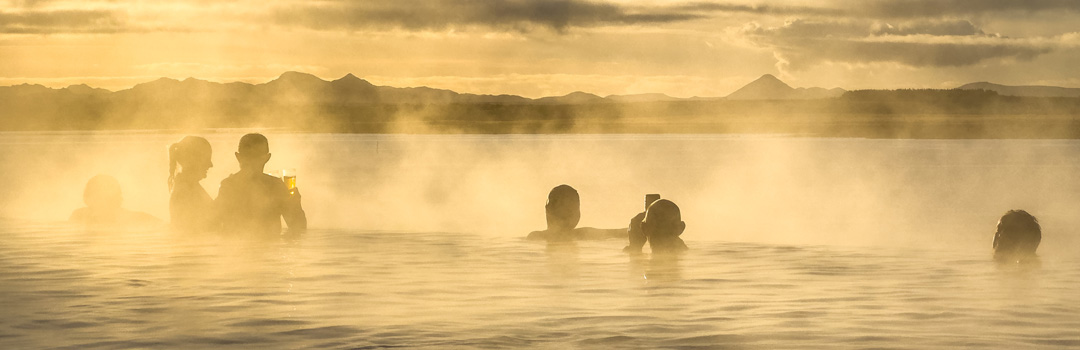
top-left (623, 212), bottom-right (647, 253)
top-left (283, 187), bottom-right (307, 233)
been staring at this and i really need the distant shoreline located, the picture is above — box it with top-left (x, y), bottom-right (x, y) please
top-left (3, 73), bottom-right (1079, 139)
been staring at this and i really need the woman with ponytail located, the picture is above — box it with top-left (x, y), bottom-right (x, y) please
top-left (169, 136), bottom-right (213, 233)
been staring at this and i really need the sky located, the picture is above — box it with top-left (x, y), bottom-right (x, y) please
top-left (1, 0), bottom-right (1079, 98)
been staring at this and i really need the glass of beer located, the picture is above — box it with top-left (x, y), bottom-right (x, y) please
top-left (282, 168), bottom-right (297, 192)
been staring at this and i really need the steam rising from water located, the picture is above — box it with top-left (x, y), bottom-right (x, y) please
top-left (1, 132), bottom-right (1077, 255)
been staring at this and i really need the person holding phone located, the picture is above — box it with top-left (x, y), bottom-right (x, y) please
top-left (625, 197), bottom-right (687, 254)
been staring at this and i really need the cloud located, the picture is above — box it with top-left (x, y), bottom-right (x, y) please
top-left (744, 19), bottom-right (1058, 70)
top-left (671, 2), bottom-right (843, 17)
top-left (0, 9), bottom-right (127, 34)
top-left (271, 0), bottom-right (708, 32)
top-left (871, 20), bottom-right (985, 37)
top-left (847, 0), bottom-right (1080, 18)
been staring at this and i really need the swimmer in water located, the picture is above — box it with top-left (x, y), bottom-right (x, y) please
top-left (168, 136), bottom-right (214, 233)
top-left (69, 174), bottom-right (161, 229)
top-left (625, 199), bottom-right (687, 254)
top-left (527, 185), bottom-right (625, 242)
top-left (214, 133), bottom-right (306, 236)
top-left (993, 210), bottom-right (1040, 262)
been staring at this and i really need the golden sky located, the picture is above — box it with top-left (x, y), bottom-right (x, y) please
top-left (2, 0), bottom-right (1079, 97)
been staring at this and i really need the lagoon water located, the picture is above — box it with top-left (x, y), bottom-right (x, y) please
top-left (1, 132), bottom-right (1079, 348)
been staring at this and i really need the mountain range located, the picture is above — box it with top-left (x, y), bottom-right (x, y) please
top-left (956, 82), bottom-right (1080, 98)
top-left (3, 72), bottom-right (1075, 106)
top-left (2, 71), bottom-right (1079, 135)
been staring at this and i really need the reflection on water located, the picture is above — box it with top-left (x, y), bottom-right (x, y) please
top-left (0, 224), bottom-right (1077, 348)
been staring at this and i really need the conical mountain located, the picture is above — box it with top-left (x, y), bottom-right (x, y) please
top-left (726, 74), bottom-right (845, 100)
top-left (726, 74), bottom-right (795, 100)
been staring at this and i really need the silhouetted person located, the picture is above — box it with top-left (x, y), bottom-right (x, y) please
top-left (625, 199), bottom-right (687, 254)
top-left (993, 210), bottom-right (1040, 262)
top-left (214, 133), bottom-right (306, 236)
top-left (168, 136), bottom-right (213, 233)
top-left (527, 185), bottom-right (624, 241)
top-left (69, 174), bottom-right (160, 228)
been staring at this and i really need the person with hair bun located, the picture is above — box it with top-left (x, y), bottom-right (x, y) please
top-left (168, 136), bottom-right (214, 233)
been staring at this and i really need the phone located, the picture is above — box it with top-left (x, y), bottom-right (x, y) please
top-left (645, 194), bottom-right (661, 211)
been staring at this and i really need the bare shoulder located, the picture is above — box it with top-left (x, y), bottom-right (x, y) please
top-left (575, 227), bottom-right (626, 240)
top-left (69, 208), bottom-right (87, 222)
top-left (526, 230), bottom-right (548, 241)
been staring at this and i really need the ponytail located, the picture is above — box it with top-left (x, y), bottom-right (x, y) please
top-left (168, 142), bottom-right (179, 191)
top-left (169, 136), bottom-right (212, 192)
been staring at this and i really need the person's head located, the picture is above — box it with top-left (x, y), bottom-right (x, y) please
top-left (83, 174), bottom-right (122, 210)
top-left (168, 136), bottom-right (212, 187)
top-left (642, 199), bottom-right (685, 241)
top-left (545, 184), bottom-right (581, 232)
top-left (994, 210), bottom-right (1041, 257)
top-left (235, 133), bottom-right (271, 171)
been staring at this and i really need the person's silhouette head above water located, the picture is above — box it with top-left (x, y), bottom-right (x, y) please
top-left (545, 184), bottom-right (581, 232)
top-left (84, 174), bottom-right (122, 210)
top-left (994, 210), bottom-right (1040, 259)
top-left (236, 133), bottom-right (271, 172)
top-left (71, 174), bottom-right (160, 228)
top-left (168, 136), bottom-right (212, 189)
top-left (642, 199), bottom-right (686, 252)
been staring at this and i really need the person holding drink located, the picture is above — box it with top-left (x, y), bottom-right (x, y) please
top-left (214, 133), bottom-right (306, 236)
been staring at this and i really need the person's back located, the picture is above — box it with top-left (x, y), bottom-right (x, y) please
top-left (218, 171), bottom-right (291, 234)
top-left (168, 136), bottom-right (214, 233)
top-left (214, 133), bottom-right (306, 236)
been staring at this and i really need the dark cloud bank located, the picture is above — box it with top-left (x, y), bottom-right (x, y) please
top-left (0, 9), bottom-right (126, 34)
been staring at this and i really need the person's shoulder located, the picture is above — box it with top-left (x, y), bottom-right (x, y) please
top-left (574, 227), bottom-right (626, 240)
top-left (527, 230), bottom-right (548, 241)
top-left (220, 172), bottom-right (242, 186)
top-left (123, 210), bottom-right (163, 226)
top-left (69, 207), bottom-right (88, 222)
top-left (256, 173), bottom-right (286, 187)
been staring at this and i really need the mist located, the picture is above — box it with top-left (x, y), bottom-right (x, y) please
top-left (2, 131), bottom-right (1076, 257)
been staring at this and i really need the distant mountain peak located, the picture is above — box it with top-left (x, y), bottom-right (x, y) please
top-left (564, 91), bottom-right (601, 98)
top-left (332, 73), bottom-right (374, 86)
top-left (726, 74), bottom-right (794, 100)
top-left (275, 71), bottom-right (325, 83)
top-left (727, 74), bottom-right (843, 100)
top-left (131, 77), bottom-right (180, 89)
top-left (65, 83), bottom-right (108, 94)
top-left (758, 73), bottom-right (781, 81)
